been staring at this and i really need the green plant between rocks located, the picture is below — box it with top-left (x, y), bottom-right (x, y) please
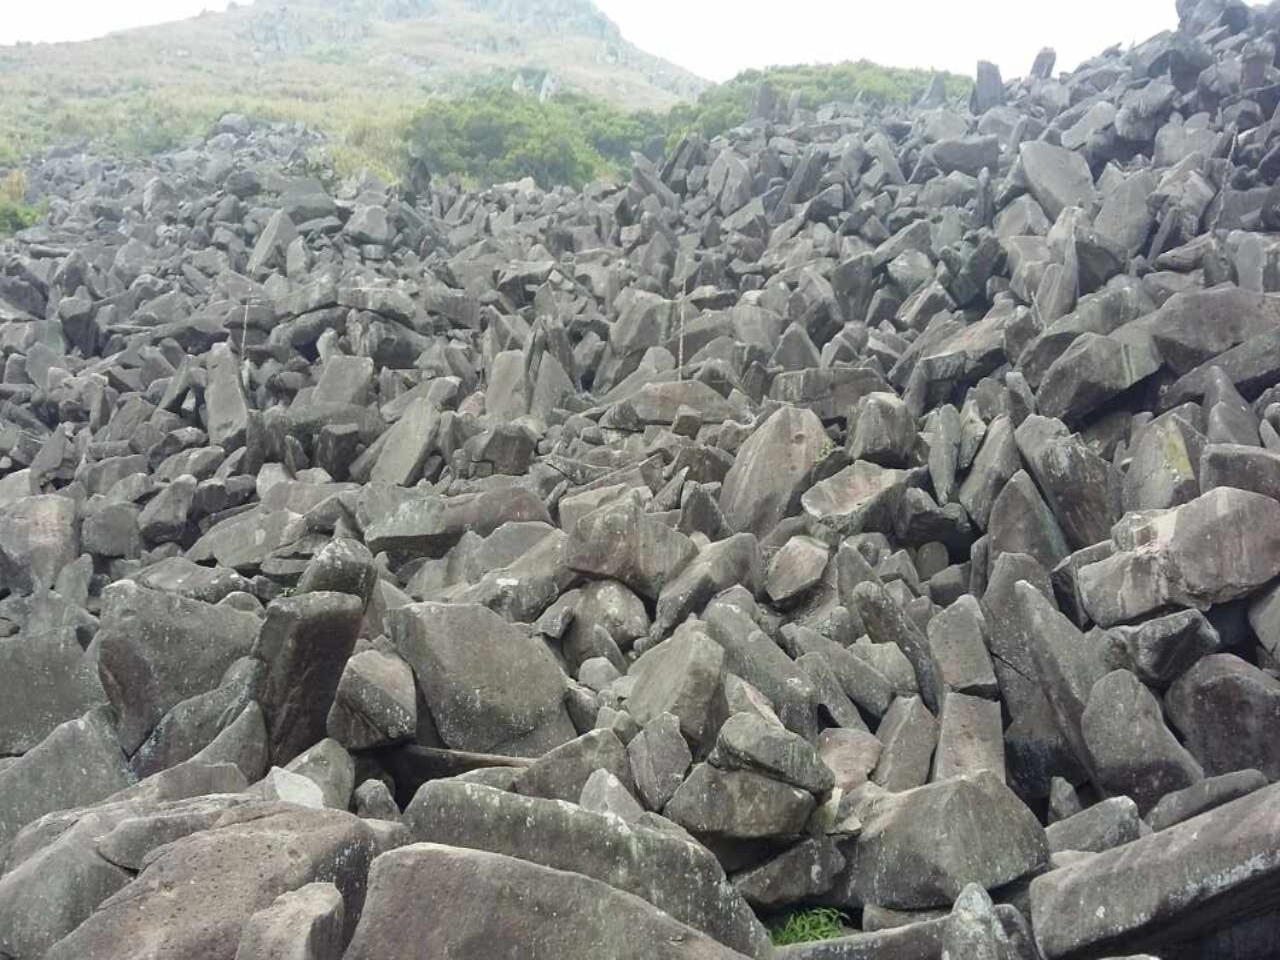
top-left (0, 169), bottom-right (46, 236)
top-left (768, 907), bottom-right (850, 946)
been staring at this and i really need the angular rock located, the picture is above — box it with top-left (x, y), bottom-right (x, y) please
top-left (665, 762), bottom-right (815, 839)
top-left (390, 601), bottom-right (573, 757)
top-left (346, 843), bottom-right (751, 960)
top-left (45, 806), bottom-right (380, 960)
top-left (97, 581), bottom-right (260, 755)
top-left (1166, 654), bottom-right (1280, 781)
top-left (1082, 668), bottom-right (1203, 815)
top-left (720, 406), bottom-right (828, 538)
top-left (257, 592), bottom-right (364, 765)
top-left (405, 780), bottom-right (769, 957)
top-left (1030, 783), bottom-right (1280, 959)
top-left (233, 882), bottom-right (345, 960)
top-left (833, 771), bottom-right (1048, 910)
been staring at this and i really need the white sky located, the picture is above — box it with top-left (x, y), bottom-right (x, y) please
top-left (1, 0), bottom-right (1181, 81)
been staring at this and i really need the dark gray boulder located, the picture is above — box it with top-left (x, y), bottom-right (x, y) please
top-left (390, 602), bottom-right (575, 757)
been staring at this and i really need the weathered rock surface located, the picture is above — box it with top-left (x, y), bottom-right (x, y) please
top-left (6, 6), bottom-right (1280, 952)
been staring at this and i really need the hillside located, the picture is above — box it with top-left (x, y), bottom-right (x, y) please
top-left (0, 0), bottom-right (707, 172)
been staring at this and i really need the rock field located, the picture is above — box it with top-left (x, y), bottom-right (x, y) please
top-left (6, 0), bottom-right (1280, 957)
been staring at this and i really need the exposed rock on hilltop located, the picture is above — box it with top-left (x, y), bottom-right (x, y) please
top-left (7, 0), bottom-right (1280, 957)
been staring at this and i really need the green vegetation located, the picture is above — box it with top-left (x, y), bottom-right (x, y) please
top-left (0, 170), bottom-right (46, 236)
top-left (0, 0), bottom-right (971, 191)
top-left (403, 60), bottom-right (970, 191)
top-left (768, 907), bottom-right (850, 946)
top-left (403, 87), bottom-right (666, 189)
top-left (668, 61), bottom-right (970, 144)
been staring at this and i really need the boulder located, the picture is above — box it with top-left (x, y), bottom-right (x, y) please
top-left (345, 844), bottom-right (752, 960)
top-left (390, 602), bottom-right (574, 757)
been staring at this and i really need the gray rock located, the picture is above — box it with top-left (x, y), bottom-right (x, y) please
top-left (0, 627), bottom-right (105, 755)
top-left (818, 728), bottom-right (883, 793)
top-left (1037, 333), bottom-right (1160, 425)
top-left (872, 695), bottom-right (939, 792)
top-left (1146, 769), bottom-right (1271, 833)
top-left (834, 770), bottom-right (1048, 909)
top-left (567, 494), bottom-right (697, 599)
top-left (712, 712), bottom-right (834, 794)
top-left (926, 595), bottom-right (998, 698)
top-left (629, 626), bottom-right (725, 751)
top-left (296, 538), bottom-right (377, 605)
top-left (405, 779), bottom-right (769, 957)
top-left (802, 461), bottom-right (910, 537)
top-left (1082, 669), bottom-right (1203, 814)
top-left (849, 393), bottom-right (918, 468)
top-left (45, 806), bottom-right (380, 960)
top-left (346, 843), bottom-right (752, 960)
top-left (1079, 488), bottom-right (1280, 626)
top-left (390, 602), bottom-right (574, 757)
top-left (1108, 609), bottom-right (1220, 688)
top-left (665, 762), bottom-right (815, 839)
top-left (720, 406), bottom-right (828, 538)
top-left (233, 882), bottom-right (345, 960)
top-left (1019, 140), bottom-right (1097, 221)
top-left (1030, 783), bottom-right (1280, 959)
top-left (652, 534), bottom-right (763, 639)
top-left (283, 738), bottom-right (356, 811)
top-left (940, 883), bottom-right (1026, 960)
top-left (628, 712), bottom-right (694, 811)
top-left (733, 837), bottom-right (846, 911)
top-left (131, 662), bottom-right (263, 778)
top-left (97, 580), bottom-right (260, 755)
top-left (765, 535), bottom-right (830, 605)
top-left (0, 712), bottom-right (133, 848)
top-left (958, 416), bottom-right (1019, 531)
top-left (580, 768), bottom-right (646, 823)
top-left (0, 494), bottom-right (79, 594)
top-left (515, 728), bottom-right (634, 801)
top-left (854, 581), bottom-right (940, 713)
top-left (932, 693), bottom-right (1005, 783)
top-left (257, 592), bottom-right (364, 765)
top-left (1167, 654), bottom-right (1280, 781)
top-left (1045, 796), bottom-right (1141, 854)
top-left (326, 649), bottom-right (417, 750)
top-left (1014, 414), bottom-right (1117, 550)
top-left (353, 779), bottom-right (402, 822)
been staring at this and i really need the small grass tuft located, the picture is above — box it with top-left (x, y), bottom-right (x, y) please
top-left (0, 169), bottom-right (46, 236)
top-left (768, 907), bottom-right (850, 946)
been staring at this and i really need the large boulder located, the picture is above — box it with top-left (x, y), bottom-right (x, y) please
top-left (1031, 783), bottom-right (1280, 959)
top-left (44, 805), bottom-right (382, 960)
top-left (1079, 488), bottom-right (1280, 626)
top-left (0, 494), bottom-right (79, 595)
top-left (96, 581), bottom-right (260, 755)
top-left (832, 771), bottom-right (1048, 909)
top-left (405, 780), bottom-right (770, 957)
top-left (567, 494), bottom-right (697, 599)
top-left (1167, 654), bottom-right (1280, 781)
top-left (0, 712), bottom-right (133, 848)
top-left (720, 406), bottom-right (828, 538)
top-left (389, 602), bottom-right (575, 757)
top-left (345, 844), bottom-right (751, 960)
top-left (257, 592), bottom-right (364, 765)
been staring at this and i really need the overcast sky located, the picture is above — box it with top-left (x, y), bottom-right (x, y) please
top-left (1, 0), bottom-right (1180, 81)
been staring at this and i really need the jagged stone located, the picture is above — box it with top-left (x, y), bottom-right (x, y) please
top-left (833, 770), bottom-right (1048, 910)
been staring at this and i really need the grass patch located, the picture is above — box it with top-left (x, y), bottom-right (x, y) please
top-left (768, 907), bottom-right (850, 946)
top-left (0, 169), bottom-right (46, 236)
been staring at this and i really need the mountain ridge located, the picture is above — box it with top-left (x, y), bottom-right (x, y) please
top-left (0, 0), bottom-right (708, 171)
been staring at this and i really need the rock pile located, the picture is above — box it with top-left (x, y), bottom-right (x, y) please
top-left (5, 0), bottom-right (1280, 957)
